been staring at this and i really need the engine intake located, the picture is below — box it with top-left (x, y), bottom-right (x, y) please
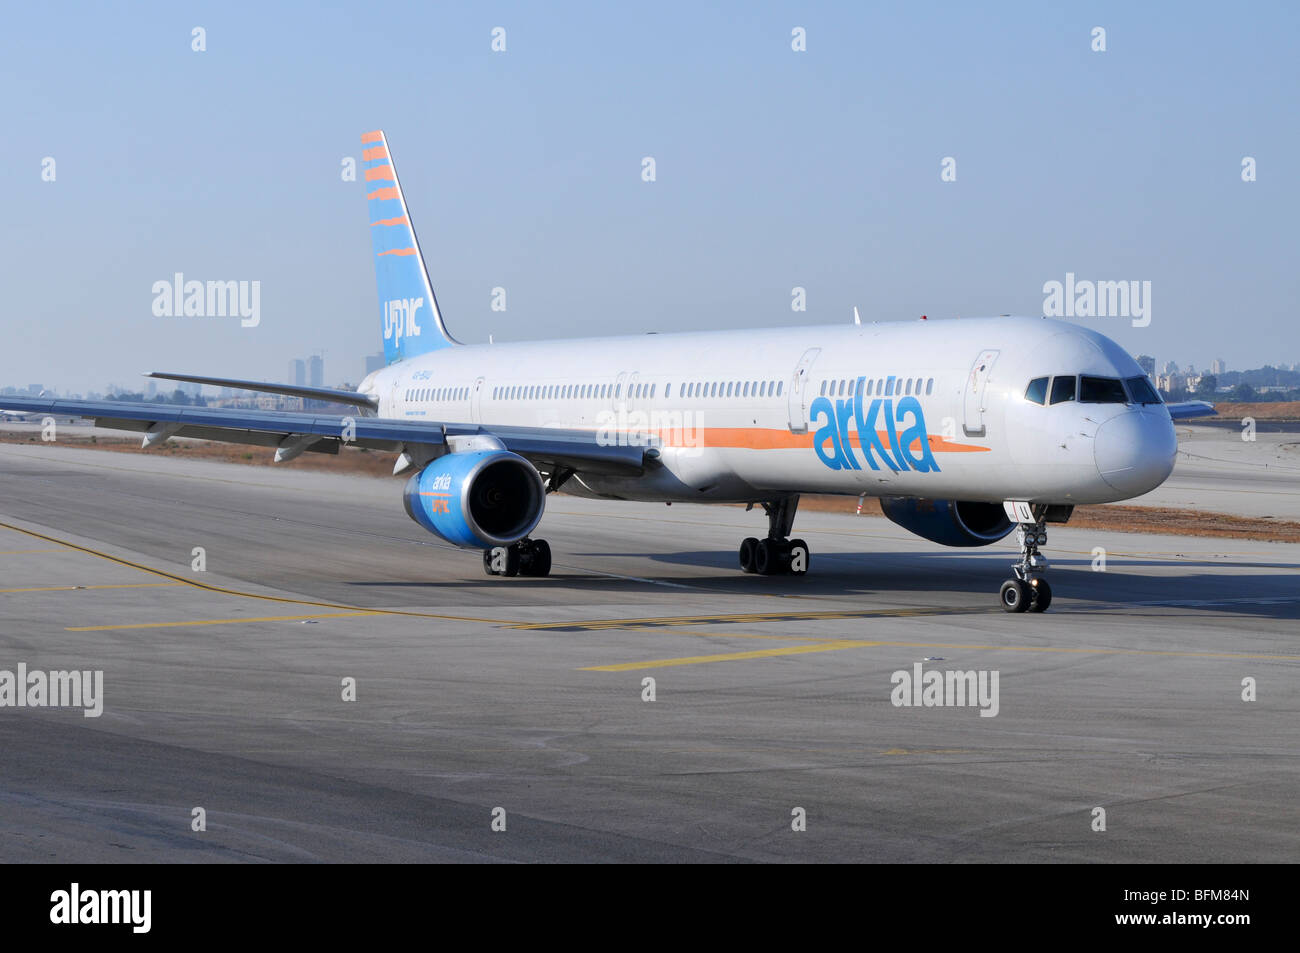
top-left (403, 450), bottom-right (545, 548)
top-left (879, 497), bottom-right (1015, 547)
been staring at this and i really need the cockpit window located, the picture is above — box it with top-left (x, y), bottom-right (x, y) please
top-left (1079, 376), bottom-right (1128, 403)
top-left (1124, 376), bottom-right (1161, 405)
top-left (1049, 375), bottom-right (1076, 404)
top-left (1024, 377), bottom-right (1048, 404)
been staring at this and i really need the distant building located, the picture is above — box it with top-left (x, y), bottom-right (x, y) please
top-left (25, 384), bottom-right (43, 395)
top-left (1161, 360), bottom-right (1179, 375)
top-left (146, 379), bottom-right (157, 398)
top-left (308, 355), bottom-right (324, 387)
top-left (289, 359), bottom-right (306, 386)
top-left (1211, 358), bottom-right (1226, 375)
top-left (1135, 354), bottom-right (1156, 379)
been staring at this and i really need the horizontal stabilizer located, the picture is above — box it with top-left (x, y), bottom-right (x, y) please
top-left (146, 372), bottom-right (379, 411)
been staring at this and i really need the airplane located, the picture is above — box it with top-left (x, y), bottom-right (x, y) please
top-left (0, 130), bottom-right (1216, 613)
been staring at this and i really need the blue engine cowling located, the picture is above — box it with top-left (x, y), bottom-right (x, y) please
top-left (403, 450), bottom-right (546, 548)
top-left (879, 497), bottom-right (1015, 547)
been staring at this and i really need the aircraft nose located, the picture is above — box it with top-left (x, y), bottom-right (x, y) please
top-left (1094, 409), bottom-right (1177, 496)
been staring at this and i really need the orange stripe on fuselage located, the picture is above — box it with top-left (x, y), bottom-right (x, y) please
top-left (367, 187), bottom-right (399, 200)
top-left (582, 425), bottom-right (989, 454)
top-left (362, 146), bottom-right (389, 160)
top-left (377, 247), bottom-right (417, 256)
top-left (672, 427), bottom-right (987, 454)
top-left (370, 216), bottom-right (409, 227)
top-left (364, 165), bottom-right (396, 181)
top-left (361, 131), bottom-right (383, 144)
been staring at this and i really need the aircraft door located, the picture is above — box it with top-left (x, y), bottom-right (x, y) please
top-left (471, 376), bottom-right (485, 423)
top-left (963, 349), bottom-right (1000, 437)
top-left (787, 347), bottom-right (822, 434)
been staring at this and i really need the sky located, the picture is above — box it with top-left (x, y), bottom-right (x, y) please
top-left (2, 1), bottom-right (1297, 392)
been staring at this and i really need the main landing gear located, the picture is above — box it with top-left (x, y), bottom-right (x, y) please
top-left (999, 518), bottom-right (1052, 613)
top-left (739, 495), bottom-right (810, 576)
top-left (483, 538), bottom-right (551, 577)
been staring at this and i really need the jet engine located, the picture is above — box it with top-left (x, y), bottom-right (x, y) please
top-left (403, 450), bottom-right (545, 548)
top-left (878, 497), bottom-right (1015, 547)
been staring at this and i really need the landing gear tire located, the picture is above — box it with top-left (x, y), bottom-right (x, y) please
top-left (743, 496), bottom-right (809, 577)
top-left (484, 539), bottom-right (551, 578)
top-left (999, 579), bottom-right (1030, 613)
top-left (739, 537), bottom-right (759, 574)
top-left (1000, 511), bottom-right (1054, 613)
top-left (521, 539), bottom-right (552, 577)
top-left (1027, 578), bottom-right (1052, 613)
top-left (483, 546), bottom-right (521, 577)
top-left (788, 538), bottom-right (809, 576)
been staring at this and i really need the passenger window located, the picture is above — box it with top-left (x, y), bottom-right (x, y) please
top-left (1024, 377), bottom-right (1048, 404)
top-left (905, 379), bottom-right (913, 396)
top-left (926, 378), bottom-right (933, 395)
top-left (776, 381), bottom-right (783, 396)
top-left (820, 380), bottom-right (827, 396)
top-left (1050, 376), bottom-right (1076, 404)
top-left (1080, 376), bottom-right (1128, 403)
top-left (650, 384), bottom-right (656, 399)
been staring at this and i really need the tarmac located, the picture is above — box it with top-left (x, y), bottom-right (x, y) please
top-left (0, 439), bottom-right (1297, 862)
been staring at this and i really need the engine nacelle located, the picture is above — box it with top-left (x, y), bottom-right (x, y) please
top-left (879, 497), bottom-right (1015, 547)
top-left (403, 450), bottom-right (545, 548)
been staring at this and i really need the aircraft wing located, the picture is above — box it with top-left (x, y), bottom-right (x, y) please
top-left (1165, 400), bottom-right (1217, 420)
top-left (146, 371), bottom-right (380, 411)
top-left (0, 396), bottom-right (647, 476)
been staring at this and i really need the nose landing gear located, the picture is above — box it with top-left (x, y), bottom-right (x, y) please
top-left (999, 518), bottom-right (1051, 613)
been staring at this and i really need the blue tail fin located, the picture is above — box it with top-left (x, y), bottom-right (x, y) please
top-left (363, 130), bottom-right (458, 363)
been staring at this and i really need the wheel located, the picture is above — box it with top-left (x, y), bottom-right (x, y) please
top-left (754, 538), bottom-right (776, 575)
top-left (787, 538), bottom-right (809, 575)
top-left (1028, 578), bottom-right (1052, 612)
top-left (484, 545), bottom-right (520, 577)
top-left (739, 537), bottom-right (758, 574)
top-left (528, 539), bottom-right (552, 577)
top-left (999, 578), bottom-right (1030, 613)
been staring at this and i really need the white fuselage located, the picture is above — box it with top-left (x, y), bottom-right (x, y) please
top-left (359, 316), bottom-right (1177, 506)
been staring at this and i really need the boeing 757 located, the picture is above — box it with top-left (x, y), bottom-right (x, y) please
top-left (0, 131), bottom-right (1214, 612)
